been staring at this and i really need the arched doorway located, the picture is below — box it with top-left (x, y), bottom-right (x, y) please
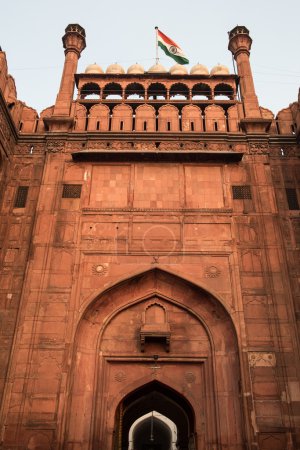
top-left (115, 381), bottom-right (194, 450)
top-left (130, 411), bottom-right (176, 450)
top-left (63, 269), bottom-right (246, 449)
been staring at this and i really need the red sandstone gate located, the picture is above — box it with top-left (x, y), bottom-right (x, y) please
top-left (63, 269), bottom-right (245, 449)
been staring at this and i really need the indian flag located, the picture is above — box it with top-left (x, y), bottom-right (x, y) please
top-left (157, 28), bottom-right (189, 65)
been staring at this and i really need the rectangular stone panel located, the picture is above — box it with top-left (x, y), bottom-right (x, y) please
top-left (133, 164), bottom-right (181, 209)
top-left (130, 222), bottom-right (181, 252)
top-left (90, 165), bottom-right (130, 207)
top-left (183, 223), bottom-right (231, 249)
top-left (184, 165), bottom-right (224, 208)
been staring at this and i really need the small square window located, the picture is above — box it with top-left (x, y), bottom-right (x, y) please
top-left (232, 185), bottom-right (252, 200)
top-left (62, 184), bottom-right (82, 199)
top-left (14, 186), bottom-right (29, 208)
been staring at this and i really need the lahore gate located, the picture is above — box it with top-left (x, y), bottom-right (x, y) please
top-left (0, 24), bottom-right (299, 450)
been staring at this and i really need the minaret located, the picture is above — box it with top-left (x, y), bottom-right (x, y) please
top-left (46, 24), bottom-right (86, 131)
top-left (228, 26), bottom-right (271, 133)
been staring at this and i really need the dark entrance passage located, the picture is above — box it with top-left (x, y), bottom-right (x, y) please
top-left (114, 381), bottom-right (195, 450)
top-left (131, 412), bottom-right (174, 450)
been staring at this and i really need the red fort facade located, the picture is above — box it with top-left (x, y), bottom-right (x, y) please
top-left (0, 24), bottom-right (299, 450)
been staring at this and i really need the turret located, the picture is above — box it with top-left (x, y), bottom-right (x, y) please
top-left (228, 26), bottom-right (270, 133)
top-left (47, 24), bottom-right (86, 131)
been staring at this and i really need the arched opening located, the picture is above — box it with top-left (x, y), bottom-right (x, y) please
top-left (64, 268), bottom-right (245, 449)
top-left (214, 83), bottom-right (234, 100)
top-left (148, 83), bottom-right (167, 100)
top-left (103, 82), bottom-right (123, 99)
top-left (129, 411), bottom-right (177, 450)
top-left (191, 83), bottom-right (212, 100)
top-left (125, 83), bottom-right (145, 100)
top-left (169, 83), bottom-right (189, 100)
top-left (80, 82), bottom-right (101, 99)
top-left (115, 381), bottom-right (195, 450)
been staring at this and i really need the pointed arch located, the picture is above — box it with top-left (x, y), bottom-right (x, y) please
top-left (63, 268), bottom-right (245, 449)
top-left (111, 104), bottom-right (133, 131)
top-left (148, 82), bottom-right (167, 100)
top-left (191, 82), bottom-right (212, 99)
top-left (214, 82), bottom-right (235, 100)
top-left (181, 104), bottom-right (203, 132)
top-left (205, 104), bottom-right (226, 132)
top-left (135, 104), bottom-right (156, 131)
top-left (80, 82), bottom-right (101, 99)
top-left (169, 82), bottom-right (189, 100)
top-left (158, 104), bottom-right (179, 131)
top-left (73, 103), bottom-right (87, 131)
top-left (88, 103), bottom-right (110, 131)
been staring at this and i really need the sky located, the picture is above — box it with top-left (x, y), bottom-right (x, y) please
top-left (1, 0), bottom-right (299, 115)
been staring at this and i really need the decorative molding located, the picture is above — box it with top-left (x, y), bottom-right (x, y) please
top-left (249, 142), bottom-right (270, 154)
top-left (134, 141), bottom-right (156, 150)
top-left (185, 372), bottom-right (196, 383)
top-left (114, 371), bottom-right (127, 382)
top-left (204, 266), bottom-right (221, 278)
top-left (46, 140), bottom-right (65, 153)
top-left (91, 264), bottom-right (108, 276)
top-left (82, 207), bottom-right (233, 214)
top-left (248, 352), bottom-right (276, 367)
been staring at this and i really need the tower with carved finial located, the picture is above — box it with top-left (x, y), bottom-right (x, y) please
top-left (228, 25), bottom-right (271, 133)
top-left (46, 24), bottom-right (86, 131)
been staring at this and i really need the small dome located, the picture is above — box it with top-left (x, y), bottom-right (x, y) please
top-left (127, 63), bottom-right (145, 74)
top-left (148, 63), bottom-right (167, 73)
top-left (106, 63), bottom-right (125, 74)
top-left (170, 64), bottom-right (188, 75)
top-left (85, 63), bottom-right (103, 74)
top-left (190, 64), bottom-right (209, 75)
top-left (210, 64), bottom-right (230, 75)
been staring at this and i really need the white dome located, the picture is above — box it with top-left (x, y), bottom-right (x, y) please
top-left (148, 63), bottom-right (167, 73)
top-left (127, 63), bottom-right (145, 74)
top-left (169, 64), bottom-right (188, 75)
top-left (210, 64), bottom-right (230, 75)
top-left (190, 64), bottom-right (209, 75)
top-left (106, 63), bottom-right (125, 74)
top-left (85, 63), bottom-right (103, 74)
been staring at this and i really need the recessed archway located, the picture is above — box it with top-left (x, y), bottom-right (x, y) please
top-left (129, 411), bottom-right (177, 450)
top-left (116, 381), bottom-right (194, 450)
top-left (63, 268), bottom-right (246, 450)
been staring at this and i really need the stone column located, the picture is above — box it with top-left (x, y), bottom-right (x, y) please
top-left (228, 25), bottom-right (271, 133)
top-left (45, 24), bottom-right (86, 131)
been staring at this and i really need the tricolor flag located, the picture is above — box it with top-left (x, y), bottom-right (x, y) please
top-left (156, 28), bottom-right (189, 65)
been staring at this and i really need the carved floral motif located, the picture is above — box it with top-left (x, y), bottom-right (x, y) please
top-left (46, 140), bottom-right (65, 153)
top-left (249, 142), bottom-right (270, 154)
top-left (92, 264), bottom-right (108, 276)
top-left (158, 141), bottom-right (180, 151)
top-left (204, 266), bottom-right (221, 278)
top-left (134, 141), bottom-right (157, 151)
top-left (248, 352), bottom-right (276, 367)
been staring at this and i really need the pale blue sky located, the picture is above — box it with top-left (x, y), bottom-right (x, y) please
top-left (1, 0), bottom-right (299, 114)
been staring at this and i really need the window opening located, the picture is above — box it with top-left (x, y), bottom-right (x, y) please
top-left (232, 185), bottom-right (252, 199)
top-left (167, 121), bottom-right (171, 131)
top-left (214, 122), bottom-right (218, 132)
top-left (120, 121), bottom-right (124, 131)
top-left (191, 121), bottom-right (194, 131)
top-left (286, 188), bottom-right (299, 210)
top-left (143, 121), bottom-right (147, 131)
top-left (96, 121), bottom-right (100, 131)
top-left (62, 184), bottom-right (82, 199)
top-left (14, 186), bottom-right (28, 208)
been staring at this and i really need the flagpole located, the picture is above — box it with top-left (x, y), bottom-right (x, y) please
top-left (155, 26), bottom-right (159, 64)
